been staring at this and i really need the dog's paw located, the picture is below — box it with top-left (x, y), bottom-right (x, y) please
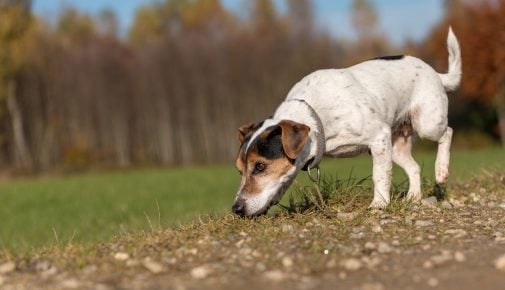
top-left (435, 163), bottom-right (449, 184)
top-left (368, 199), bottom-right (389, 209)
top-left (436, 169), bottom-right (449, 184)
top-left (406, 192), bottom-right (422, 203)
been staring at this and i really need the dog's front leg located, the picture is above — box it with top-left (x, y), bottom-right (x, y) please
top-left (368, 127), bottom-right (393, 209)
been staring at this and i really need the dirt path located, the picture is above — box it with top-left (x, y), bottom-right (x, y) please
top-left (1, 174), bottom-right (504, 290)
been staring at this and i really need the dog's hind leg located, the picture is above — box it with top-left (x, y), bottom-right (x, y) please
top-left (368, 126), bottom-right (393, 209)
top-left (435, 127), bottom-right (453, 184)
top-left (410, 95), bottom-right (452, 186)
top-left (392, 132), bottom-right (422, 201)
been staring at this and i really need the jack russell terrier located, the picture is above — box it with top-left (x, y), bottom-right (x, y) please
top-left (233, 28), bottom-right (461, 216)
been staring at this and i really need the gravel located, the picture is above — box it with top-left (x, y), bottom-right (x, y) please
top-left (1, 173), bottom-right (504, 290)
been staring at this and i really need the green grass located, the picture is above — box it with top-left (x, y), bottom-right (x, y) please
top-left (0, 147), bottom-right (503, 253)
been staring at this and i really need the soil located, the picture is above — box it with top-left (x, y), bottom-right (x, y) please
top-left (1, 173), bottom-right (504, 290)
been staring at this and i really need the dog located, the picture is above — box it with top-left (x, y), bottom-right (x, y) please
top-left (232, 28), bottom-right (461, 216)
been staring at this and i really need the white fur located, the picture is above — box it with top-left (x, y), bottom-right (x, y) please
top-left (235, 166), bottom-right (297, 215)
top-left (243, 28), bottom-right (461, 210)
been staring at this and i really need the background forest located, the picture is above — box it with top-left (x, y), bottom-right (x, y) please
top-left (0, 0), bottom-right (504, 173)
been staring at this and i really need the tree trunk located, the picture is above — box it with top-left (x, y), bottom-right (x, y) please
top-left (6, 79), bottom-right (33, 169)
top-left (496, 90), bottom-right (505, 148)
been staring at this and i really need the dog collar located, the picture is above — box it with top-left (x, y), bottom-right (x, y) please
top-left (301, 157), bottom-right (315, 171)
top-left (286, 99), bottom-right (325, 170)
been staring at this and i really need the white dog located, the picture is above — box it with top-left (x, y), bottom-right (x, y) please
top-left (232, 28), bottom-right (461, 216)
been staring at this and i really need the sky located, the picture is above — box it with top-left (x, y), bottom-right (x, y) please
top-left (32, 0), bottom-right (445, 44)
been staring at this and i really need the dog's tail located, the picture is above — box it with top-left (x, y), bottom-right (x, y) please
top-left (438, 27), bottom-right (462, 92)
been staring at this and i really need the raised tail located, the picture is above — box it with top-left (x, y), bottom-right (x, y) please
top-left (438, 27), bottom-right (462, 92)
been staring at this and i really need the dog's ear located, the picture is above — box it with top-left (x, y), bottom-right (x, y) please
top-left (278, 120), bottom-right (310, 159)
top-left (237, 122), bottom-right (257, 144)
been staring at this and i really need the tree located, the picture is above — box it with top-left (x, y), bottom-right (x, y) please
top-left (351, 0), bottom-right (378, 38)
top-left (250, 0), bottom-right (278, 35)
top-left (56, 8), bottom-right (95, 44)
top-left (286, 0), bottom-right (314, 38)
top-left (347, 0), bottom-right (390, 64)
top-left (97, 9), bottom-right (118, 36)
top-left (423, 0), bottom-right (505, 147)
top-left (0, 0), bottom-right (33, 169)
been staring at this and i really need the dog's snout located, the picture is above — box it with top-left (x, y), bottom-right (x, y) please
top-left (232, 200), bottom-right (246, 216)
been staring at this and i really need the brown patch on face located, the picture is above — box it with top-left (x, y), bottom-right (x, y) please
top-left (237, 123), bottom-right (256, 144)
top-left (237, 121), bottom-right (264, 145)
top-left (237, 146), bottom-right (295, 197)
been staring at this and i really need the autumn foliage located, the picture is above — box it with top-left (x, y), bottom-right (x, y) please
top-left (0, 0), bottom-right (503, 172)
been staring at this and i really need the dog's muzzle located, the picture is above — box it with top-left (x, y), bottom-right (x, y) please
top-left (231, 199), bottom-right (246, 216)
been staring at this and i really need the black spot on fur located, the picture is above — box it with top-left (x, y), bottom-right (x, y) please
top-left (245, 125), bottom-right (287, 161)
top-left (256, 126), bottom-right (285, 160)
top-left (370, 55), bottom-right (404, 61)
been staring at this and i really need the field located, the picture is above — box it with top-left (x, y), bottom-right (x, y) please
top-left (0, 147), bottom-right (504, 289)
top-left (1, 148), bottom-right (504, 253)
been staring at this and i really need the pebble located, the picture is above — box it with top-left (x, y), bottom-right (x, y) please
top-left (35, 260), bottom-right (51, 272)
top-left (339, 271), bottom-right (347, 279)
top-left (415, 220), bottom-right (433, 227)
top-left (499, 203), bottom-right (505, 210)
top-left (256, 262), bottom-right (266, 272)
top-left (114, 252), bottom-right (130, 261)
top-left (143, 260), bottom-right (164, 274)
top-left (341, 258), bottom-right (362, 271)
top-left (421, 196), bottom-right (438, 207)
top-left (350, 232), bottom-right (365, 239)
top-left (126, 259), bottom-right (140, 267)
top-left (427, 277), bottom-right (439, 287)
top-left (281, 224), bottom-right (294, 233)
top-left (449, 199), bottom-right (464, 208)
top-left (282, 257), bottom-right (294, 268)
top-left (495, 233), bottom-right (505, 243)
top-left (364, 242), bottom-right (376, 250)
top-left (362, 256), bottom-right (381, 268)
top-left (361, 283), bottom-right (385, 290)
top-left (190, 265), bottom-right (211, 279)
top-left (40, 266), bottom-right (58, 279)
top-left (441, 201), bottom-right (453, 209)
top-left (423, 261), bottom-right (434, 269)
top-left (371, 224), bottom-right (383, 233)
top-left (430, 254), bottom-right (452, 265)
top-left (337, 212), bottom-right (359, 221)
top-left (264, 270), bottom-right (285, 281)
top-left (454, 251), bottom-right (466, 262)
top-left (0, 262), bottom-right (15, 274)
top-left (61, 279), bottom-right (80, 289)
top-left (377, 242), bottom-right (392, 254)
top-left (495, 253), bottom-right (505, 271)
top-left (444, 229), bottom-right (467, 238)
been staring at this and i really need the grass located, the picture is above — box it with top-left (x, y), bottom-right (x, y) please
top-left (0, 147), bottom-right (503, 253)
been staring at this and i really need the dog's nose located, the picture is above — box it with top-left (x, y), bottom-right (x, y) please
top-left (232, 200), bottom-right (246, 216)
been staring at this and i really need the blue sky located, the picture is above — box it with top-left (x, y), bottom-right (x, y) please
top-left (33, 0), bottom-right (445, 44)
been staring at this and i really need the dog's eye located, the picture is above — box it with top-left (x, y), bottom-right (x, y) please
top-left (255, 162), bottom-right (266, 172)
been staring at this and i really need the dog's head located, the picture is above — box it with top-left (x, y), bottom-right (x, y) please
top-left (232, 119), bottom-right (310, 216)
